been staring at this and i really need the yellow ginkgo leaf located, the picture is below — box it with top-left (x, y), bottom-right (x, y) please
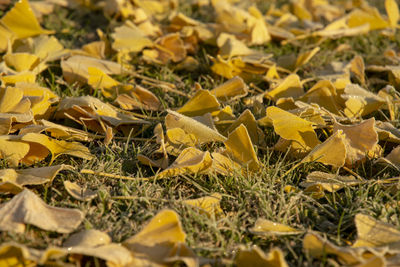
top-left (0, 189), bottom-right (84, 233)
top-left (115, 84), bottom-right (161, 111)
top-left (0, 136), bottom-right (31, 166)
top-left (225, 109), bottom-right (264, 146)
top-left (300, 171), bottom-right (363, 194)
top-left (386, 0), bottom-right (399, 28)
top-left (61, 55), bottom-right (127, 84)
top-left (303, 233), bottom-right (362, 265)
top-left (301, 130), bottom-right (347, 168)
top-left (265, 74), bottom-right (304, 100)
top-left (0, 86), bottom-right (31, 114)
top-left (0, 243), bottom-right (35, 267)
top-left (224, 124), bottom-right (259, 171)
top-left (157, 147), bottom-right (212, 178)
top-left (64, 181), bottom-right (97, 201)
top-left (333, 118), bottom-right (378, 166)
top-left (87, 66), bottom-right (120, 92)
top-left (211, 151), bottom-right (242, 175)
top-left (217, 33), bottom-right (255, 58)
top-left (0, 165), bottom-right (72, 194)
top-left (165, 127), bottom-right (198, 155)
top-left (56, 96), bottom-right (148, 134)
top-left (165, 110), bottom-right (226, 143)
top-left (350, 55), bottom-right (365, 85)
top-left (177, 89), bottom-right (220, 117)
top-left (1, 0), bottom-right (53, 39)
top-left (143, 33), bottom-right (186, 64)
top-left (267, 106), bottom-right (320, 152)
top-left (111, 21), bottom-right (153, 53)
top-left (1, 71), bottom-right (36, 85)
top-left (235, 246), bottom-right (288, 267)
top-left (353, 213), bottom-right (400, 248)
top-left (4, 53), bottom-right (40, 72)
top-left (341, 83), bottom-right (385, 118)
top-left (210, 76), bottom-right (248, 101)
top-left (123, 209), bottom-right (198, 267)
top-left (210, 55), bottom-right (244, 79)
top-left (19, 132), bottom-right (93, 164)
top-left (19, 119), bottom-right (94, 142)
top-left (294, 47), bottom-right (320, 70)
top-left (376, 145), bottom-right (400, 170)
top-left (182, 193), bottom-right (223, 217)
top-left (347, 7), bottom-right (389, 30)
top-left (250, 219), bottom-right (303, 236)
top-left (299, 80), bottom-right (341, 114)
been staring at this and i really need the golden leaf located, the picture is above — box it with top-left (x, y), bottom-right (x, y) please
top-left (177, 89), bottom-right (220, 117)
top-left (235, 246), bottom-right (288, 267)
top-left (182, 193), bottom-right (223, 217)
top-left (224, 124), bottom-right (259, 171)
top-left (250, 219), bottom-right (303, 236)
top-left (265, 74), bottom-right (304, 100)
top-left (267, 106), bottom-right (320, 152)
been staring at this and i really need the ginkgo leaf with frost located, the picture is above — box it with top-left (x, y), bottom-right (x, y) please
top-left (56, 96), bottom-right (148, 134)
top-left (210, 76), bottom-right (248, 101)
top-left (0, 189), bottom-right (84, 233)
top-left (386, 0), bottom-right (399, 28)
top-left (265, 74), bottom-right (304, 100)
top-left (300, 171), bottom-right (363, 195)
top-left (299, 80), bottom-right (341, 114)
top-left (111, 21), bottom-right (153, 53)
top-left (165, 110), bottom-right (226, 143)
top-left (211, 151), bottom-right (242, 175)
top-left (267, 106), bottom-right (320, 152)
top-left (123, 209), bottom-right (198, 267)
top-left (64, 181), bottom-right (97, 201)
top-left (250, 219), bottom-right (303, 236)
top-left (61, 55), bottom-right (127, 84)
top-left (375, 121), bottom-right (400, 144)
top-left (165, 127), bottom-right (198, 155)
top-left (177, 89), bottom-right (220, 117)
top-left (341, 84), bottom-right (385, 118)
top-left (301, 130), bottom-right (347, 168)
top-left (235, 246), bottom-right (288, 267)
top-left (225, 109), bottom-right (264, 146)
top-left (182, 193), bottom-right (223, 217)
top-left (156, 147), bottom-right (212, 178)
top-left (375, 145), bottom-right (400, 170)
top-left (333, 118), bottom-right (378, 166)
top-left (224, 124), bottom-right (259, 171)
top-left (0, 165), bottom-right (72, 194)
top-left (303, 233), bottom-right (365, 265)
top-left (18, 132), bottom-right (93, 164)
top-left (353, 214), bottom-right (400, 249)
top-left (1, 0), bottom-right (53, 39)
top-left (19, 119), bottom-right (94, 142)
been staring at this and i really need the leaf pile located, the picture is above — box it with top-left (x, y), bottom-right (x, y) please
top-left (1, 0), bottom-right (400, 266)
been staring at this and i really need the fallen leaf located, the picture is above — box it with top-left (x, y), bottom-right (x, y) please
top-left (250, 219), bottom-right (303, 236)
top-left (123, 209), bottom-right (198, 267)
top-left (224, 124), bottom-right (259, 171)
top-left (165, 110), bottom-right (226, 143)
top-left (0, 165), bottom-right (72, 194)
top-left (235, 246), bottom-right (288, 267)
top-left (182, 193), bottom-right (223, 217)
top-left (177, 89), bottom-right (220, 117)
top-left (267, 106), bottom-right (320, 152)
top-left (0, 189), bottom-right (84, 233)
top-left (265, 74), bottom-right (304, 101)
top-left (64, 181), bottom-right (97, 201)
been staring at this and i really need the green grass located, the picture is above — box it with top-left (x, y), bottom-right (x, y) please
top-left (1, 0), bottom-right (400, 266)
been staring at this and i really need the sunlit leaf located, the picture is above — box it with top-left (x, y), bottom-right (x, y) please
top-left (235, 246), bottom-right (288, 267)
top-left (64, 181), bottom-right (97, 201)
top-left (177, 89), bottom-right (220, 117)
top-left (182, 193), bottom-right (223, 217)
top-left (250, 219), bottom-right (303, 236)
